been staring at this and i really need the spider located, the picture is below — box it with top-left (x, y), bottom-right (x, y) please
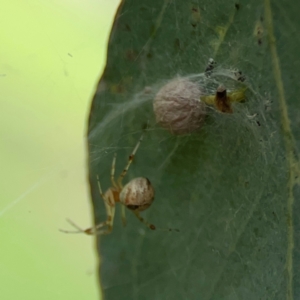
top-left (61, 134), bottom-right (175, 235)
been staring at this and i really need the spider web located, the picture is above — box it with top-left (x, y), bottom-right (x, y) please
top-left (88, 0), bottom-right (300, 299)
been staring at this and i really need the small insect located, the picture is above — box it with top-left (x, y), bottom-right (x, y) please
top-left (203, 60), bottom-right (247, 112)
top-left (232, 69), bottom-right (246, 82)
top-left (201, 84), bottom-right (246, 113)
top-left (61, 134), bottom-right (176, 235)
top-left (205, 58), bottom-right (217, 77)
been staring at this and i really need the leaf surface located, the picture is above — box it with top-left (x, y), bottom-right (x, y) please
top-left (88, 1), bottom-right (300, 299)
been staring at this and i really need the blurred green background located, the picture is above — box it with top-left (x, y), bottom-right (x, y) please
top-left (0, 1), bottom-right (120, 299)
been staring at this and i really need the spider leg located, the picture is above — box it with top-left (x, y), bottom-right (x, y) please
top-left (97, 175), bottom-right (115, 207)
top-left (59, 218), bottom-right (88, 234)
top-left (61, 175), bottom-right (117, 235)
top-left (121, 205), bottom-right (127, 226)
top-left (60, 200), bottom-right (115, 235)
top-left (132, 211), bottom-right (180, 232)
top-left (111, 153), bottom-right (118, 188)
top-left (132, 210), bottom-right (156, 230)
top-left (117, 133), bottom-right (144, 186)
top-left (96, 174), bottom-right (105, 198)
top-left (60, 219), bottom-right (107, 234)
top-left (90, 175), bottom-right (116, 235)
top-left (88, 200), bottom-right (115, 235)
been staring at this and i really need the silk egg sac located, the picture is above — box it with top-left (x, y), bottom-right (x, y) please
top-left (153, 77), bottom-right (206, 135)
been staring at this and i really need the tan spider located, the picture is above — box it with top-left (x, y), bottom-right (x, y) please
top-left (61, 134), bottom-right (168, 235)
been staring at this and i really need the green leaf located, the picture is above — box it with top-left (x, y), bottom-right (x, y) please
top-left (88, 0), bottom-right (300, 299)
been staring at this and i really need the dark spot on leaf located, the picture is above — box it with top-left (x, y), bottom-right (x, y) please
top-left (110, 83), bottom-right (126, 94)
top-left (174, 38), bottom-right (181, 50)
top-left (146, 52), bottom-right (153, 59)
top-left (125, 49), bottom-right (138, 61)
top-left (191, 5), bottom-right (201, 27)
top-left (235, 3), bottom-right (240, 10)
top-left (142, 121), bottom-right (150, 129)
top-left (125, 24), bottom-right (131, 31)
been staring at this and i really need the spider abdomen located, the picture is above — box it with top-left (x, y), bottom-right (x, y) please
top-left (120, 177), bottom-right (155, 212)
